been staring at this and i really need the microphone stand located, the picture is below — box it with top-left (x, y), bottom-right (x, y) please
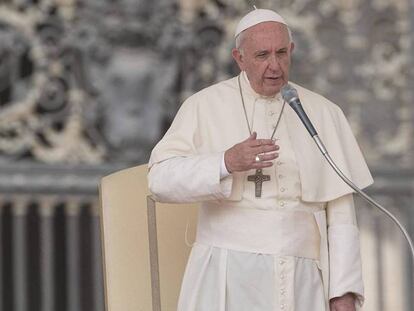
top-left (312, 135), bottom-right (414, 262)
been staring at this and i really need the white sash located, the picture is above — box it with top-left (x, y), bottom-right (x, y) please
top-left (196, 203), bottom-right (321, 260)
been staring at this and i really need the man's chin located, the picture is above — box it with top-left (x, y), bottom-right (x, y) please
top-left (263, 79), bottom-right (285, 94)
top-left (262, 85), bottom-right (283, 96)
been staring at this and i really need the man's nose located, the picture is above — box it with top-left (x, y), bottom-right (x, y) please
top-left (268, 54), bottom-right (281, 71)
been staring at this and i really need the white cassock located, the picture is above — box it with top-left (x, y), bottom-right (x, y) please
top-left (148, 72), bottom-right (373, 311)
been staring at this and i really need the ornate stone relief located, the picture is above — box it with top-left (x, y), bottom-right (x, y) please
top-left (0, 0), bottom-right (412, 168)
top-left (0, 3), bottom-right (106, 164)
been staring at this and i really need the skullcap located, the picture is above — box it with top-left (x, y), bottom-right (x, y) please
top-left (235, 9), bottom-right (288, 38)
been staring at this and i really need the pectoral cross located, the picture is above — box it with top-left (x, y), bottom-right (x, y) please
top-left (247, 169), bottom-right (270, 198)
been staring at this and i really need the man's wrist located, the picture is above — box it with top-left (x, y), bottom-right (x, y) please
top-left (329, 292), bottom-right (357, 310)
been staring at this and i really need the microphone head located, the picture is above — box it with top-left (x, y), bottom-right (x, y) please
top-left (281, 84), bottom-right (299, 103)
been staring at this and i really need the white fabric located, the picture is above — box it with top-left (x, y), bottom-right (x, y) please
top-left (148, 73), bottom-right (369, 310)
top-left (148, 73), bottom-right (373, 203)
top-left (178, 245), bottom-right (326, 311)
top-left (148, 153), bottom-right (233, 203)
top-left (197, 203), bottom-right (320, 258)
top-left (149, 161), bottom-right (362, 310)
top-left (235, 9), bottom-right (288, 37)
top-left (220, 152), bottom-right (230, 179)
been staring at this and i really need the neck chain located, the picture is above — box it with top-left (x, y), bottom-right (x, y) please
top-left (237, 74), bottom-right (286, 139)
top-left (238, 74), bottom-right (286, 198)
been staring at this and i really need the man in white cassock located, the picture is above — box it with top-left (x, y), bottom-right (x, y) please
top-left (148, 8), bottom-right (373, 311)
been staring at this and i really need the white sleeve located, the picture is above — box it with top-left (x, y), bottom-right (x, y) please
top-left (148, 153), bottom-right (233, 203)
top-left (220, 152), bottom-right (231, 179)
top-left (327, 194), bottom-right (364, 306)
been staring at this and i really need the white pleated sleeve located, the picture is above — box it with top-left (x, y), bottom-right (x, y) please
top-left (327, 194), bottom-right (364, 307)
top-left (148, 155), bottom-right (233, 203)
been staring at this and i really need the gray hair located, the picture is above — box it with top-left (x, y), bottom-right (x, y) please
top-left (235, 26), bottom-right (293, 51)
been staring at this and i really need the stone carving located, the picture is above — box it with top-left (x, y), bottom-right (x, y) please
top-left (0, 0), bottom-right (412, 168)
top-left (0, 3), bottom-right (106, 164)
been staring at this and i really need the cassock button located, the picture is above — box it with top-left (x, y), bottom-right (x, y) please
top-left (279, 201), bottom-right (285, 207)
top-left (280, 187), bottom-right (286, 192)
top-left (278, 174), bottom-right (284, 179)
top-left (268, 111), bottom-right (275, 116)
top-left (280, 304), bottom-right (286, 309)
top-left (280, 273), bottom-right (285, 279)
top-left (277, 161), bottom-right (283, 166)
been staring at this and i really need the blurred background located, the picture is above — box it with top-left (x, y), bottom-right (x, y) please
top-left (0, 0), bottom-right (413, 310)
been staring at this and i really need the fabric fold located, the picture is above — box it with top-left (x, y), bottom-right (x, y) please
top-left (177, 244), bottom-right (214, 311)
top-left (313, 209), bottom-right (330, 310)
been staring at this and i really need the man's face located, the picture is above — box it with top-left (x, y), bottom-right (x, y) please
top-left (232, 22), bottom-right (294, 96)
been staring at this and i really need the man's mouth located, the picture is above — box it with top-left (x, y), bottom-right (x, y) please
top-left (265, 77), bottom-right (282, 82)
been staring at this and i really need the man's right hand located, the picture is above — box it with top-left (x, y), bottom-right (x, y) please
top-left (224, 132), bottom-right (279, 173)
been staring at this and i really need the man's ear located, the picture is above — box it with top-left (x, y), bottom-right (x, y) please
top-left (289, 42), bottom-right (295, 54)
top-left (232, 48), bottom-right (244, 71)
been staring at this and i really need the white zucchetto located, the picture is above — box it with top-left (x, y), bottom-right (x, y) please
top-left (235, 8), bottom-right (288, 38)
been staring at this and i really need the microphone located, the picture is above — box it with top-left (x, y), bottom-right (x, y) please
top-left (281, 84), bottom-right (318, 137)
top-left (281, 83), bottom-right (414, 262)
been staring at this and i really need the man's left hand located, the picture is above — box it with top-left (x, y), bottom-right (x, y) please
top-left (329, 293), bottom-right (356, 311)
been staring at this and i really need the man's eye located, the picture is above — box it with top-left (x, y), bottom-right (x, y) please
top-left (256, 53), bottom-right (267, 59)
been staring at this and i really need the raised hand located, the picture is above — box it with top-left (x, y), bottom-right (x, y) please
top-left (224, 132), bottom-right (279, 173)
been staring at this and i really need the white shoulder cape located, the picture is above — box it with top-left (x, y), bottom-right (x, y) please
top-left (149, 76), bottom-right (373, 203)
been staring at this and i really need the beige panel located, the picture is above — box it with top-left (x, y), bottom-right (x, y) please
top-left (100, 164), bottom-right (198, 311)
top-left (157, 201), bottom-right (198, 311)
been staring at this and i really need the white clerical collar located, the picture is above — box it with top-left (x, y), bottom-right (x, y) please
top-left (240, 71), bottom-right (283, 102)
